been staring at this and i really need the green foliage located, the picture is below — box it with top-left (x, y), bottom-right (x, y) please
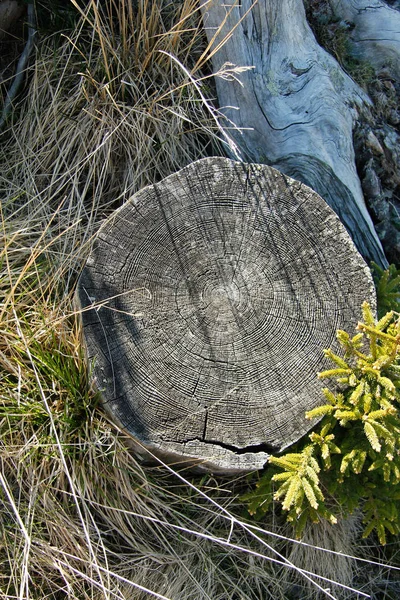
top-left (244, 301), bottom-right (400, 545)
top-left (0, 239), bottom-right (97, 459)
top-left (371, 262), bottom-right (400, 318)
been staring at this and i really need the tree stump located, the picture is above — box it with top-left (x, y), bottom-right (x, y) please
top-left (77, 157), bottom-right (375, 473)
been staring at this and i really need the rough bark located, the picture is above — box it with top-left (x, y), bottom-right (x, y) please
top-left (200, 0), bottom-right (387, 267)
top-left (77, 157), bottom-right (375, 473)
top-left (329, 0), bottom-right (400, 80)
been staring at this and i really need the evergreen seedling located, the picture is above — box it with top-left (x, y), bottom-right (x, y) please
top-left (371, 262), bottom-right (400, 318)
top-left (244, 300), bottom-right (400, 545)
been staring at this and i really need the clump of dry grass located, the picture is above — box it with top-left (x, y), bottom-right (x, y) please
top-left (1, 0), bottom-right (226, 253)
top-left (1, 1), bottom-right (400, 599)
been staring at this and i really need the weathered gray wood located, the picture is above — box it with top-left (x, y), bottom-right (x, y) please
top-left (200, 0), bottom-right (387, 267)
top-left (77, 157), bottom-right (375, 472)
top-left (329, 0), bottom-right (400, 79)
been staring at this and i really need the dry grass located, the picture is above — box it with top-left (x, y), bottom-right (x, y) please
top-left (1, 0), bottom-right (227, 251)
top-left (1, 1), bottom-right (400, 598)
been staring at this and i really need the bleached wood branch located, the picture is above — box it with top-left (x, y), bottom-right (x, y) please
top-left (329, 0), bottom-right (400, 80)
top-left (200, 0), bottom-right (387, 267)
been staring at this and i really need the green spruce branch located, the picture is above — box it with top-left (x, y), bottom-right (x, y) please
top-left (244, 267), bottom-right (400, 545)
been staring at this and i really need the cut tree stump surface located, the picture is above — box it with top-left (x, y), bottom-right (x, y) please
top-left (77, 158), bottom-right (375, 472)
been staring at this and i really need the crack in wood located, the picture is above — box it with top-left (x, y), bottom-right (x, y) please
top-left (166, 436), bottom-right (278, 456)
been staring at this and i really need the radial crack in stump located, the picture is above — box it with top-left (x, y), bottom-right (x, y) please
top-left (77, 157), bottom-right (376, 473)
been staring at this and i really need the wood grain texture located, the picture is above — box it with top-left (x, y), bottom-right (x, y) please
top-left (77, 157), bottom-right (375, 472)
top-left (329, 0), bottom-right (400, 79)
top-left (200, 0), bottom-right (387, 267)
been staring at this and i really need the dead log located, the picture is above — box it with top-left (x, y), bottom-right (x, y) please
top-left (77, 157), bottom-right (375, 473)
top-left (200, 0), bottom-right (387, 267)
top-left (329, 0), bottom-right (400, 80)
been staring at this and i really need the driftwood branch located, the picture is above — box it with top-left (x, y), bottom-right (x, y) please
top-left (200, 0), bottom-right (387, 267)
top-left (329, 0), bottom-right (400, 80)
